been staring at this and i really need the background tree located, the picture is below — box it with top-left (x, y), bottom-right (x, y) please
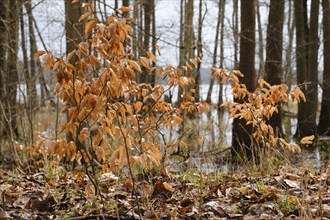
top-left (177, 0), bottom-right (194, 104)
top-left (206, 0), bottom-right (222, 104)
top-left (5, 0), bottom-right (19, 137)
top-left (294, 0), bottom-right (319, 138)
top-left (318, 0), bottom-right (330, 135)
top-left (194, 0), bottom-right (204, 102)
top-left (232, 0), bottom-right (256, 160)
top-left (25, 0), bottom-right (38, 110)
top-left (65, 0), bottom-right (84, 62)
top-left (64, 0), bottom-right (84, 142)
top-left (0, 0), bottom-right (7, 138)
top-left (265, 0), bottom-right (285, 135)
top-left (256, 0), bottom-right (265, 77)
top-left (206, 0), bottom-right (225, 105)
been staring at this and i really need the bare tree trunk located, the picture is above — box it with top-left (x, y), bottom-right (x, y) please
top-left (25, 0), bottom-right (38, 110)
top-left (132, 0), bottom-right (138, 58)
top-left (65, 0), bottom-right (83, 142)
top-left (232, 0), bottom-right (256, 160)
top-left (7, 0), bottom-right (19, 137)
top-left (305, 0), bottom-right (319, 138)
top-left (195, 0), bottom-right (203, 102)
top-left (185, 0), bottom-right (194, 63)
top-left (217, 0), bottom-right (225, 106)
top-left (284, 0), bottom-right (295, 86)
top-left (122, 0), bottom-right (130, 18)
top-left (265, 0), bottom-right (285, 135)
top-left (0, 0), bottom-right (7, 138)
top-left (177, 0), bottom-right (185, 104)
top-left (233, 0), bottom-right (239, 69)
top-left (256, 0), bottom-right (265, 77)
top-left (20, 1), bottom-right (31, 109)
top-left (294, 0), bottom-right (318, 138)
top-left (318, 0), bottom-right (330, 135)
top-left (206, 0), bottom-right (221, 104)
top-left (65, 0), bottom-right (84, 59)
top-left (140, 0), bottom-right (151, 83)
top-left (150, 0), bottom-right (156, 86)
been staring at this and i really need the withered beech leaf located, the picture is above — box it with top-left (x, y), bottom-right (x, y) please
top-left (85, 19), bottom-right (98, 34)
top-left (118, 6), bottom-right (133, 13)
top-left (79, 12), bottom-right (94, 22)
top-left (139, 57), bottom-right (150, 69)
top-left (300, 135), bottom-right (315, 145)
top-left (34, 50), bottom-right (46, 60)
top-left (146, 51), bottom-right (156, 63)
top-left (128, 60), bottom-right (142, 73)
top-left (155, 44), bottom-right (161, 55)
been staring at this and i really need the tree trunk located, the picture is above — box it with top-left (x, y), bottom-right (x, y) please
top-left (284, 0), bottom-right (295, 86)
top-left (25, 0), bottom-right (38, 110)
top-left (65, 0), bottom-right (83, 142)
top-left (122, 0), bottom-right (130, 18)
top-left (140, 0), bottom-right (151, 83)
top-left (185, 0), bottom-right (194, 63)
top-left (318, 0), bottom-right (330, 135)
top-left (305, 0), bottom-right (319, 138)
top-left (294, 0), bottom-right (318, 138)
top-left (232, 0), bottom-right (256, 160)
top-left (195, 0), bottom-right (203, 102)
top-left (177, 0), bottom-right (185, 104)
top-left (265, 0), bottom-right (285, 135)
top-left (217, 0), bottom-right (226, 106)
top-left (150, 0), bottom-right (156, 86)
top-left (0, 0), bottom-right (7, 137)
top-left (132, 0), bottom-right (138, 58)
top-left (256, 0), bottom-right (265, 78)
top-left (8, 0), bottom-right (19, 137)
top-left (65, 0), bottom-right (84, 59)
top-left (206, 0), bottom-right (221, 104)
top-left (233, 0), bottom-right (239, 69)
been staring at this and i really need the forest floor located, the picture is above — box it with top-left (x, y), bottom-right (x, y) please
top-left (0, 162), bottom-right (329, 220)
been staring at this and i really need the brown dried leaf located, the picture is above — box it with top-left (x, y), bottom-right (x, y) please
top-left (34, 50), bottom-right (46, 60)
top-left (146, 51), bottom-right (156, 63)
top-left (139, 57), bottom-right (150, 69)
top-left (300, 135), bottom-right (315, 145)
top-left (85, 19), bottom-right (98, 34)
top-left (118, 6), bottom-right (133, 13)
top-left (128, 60), bottom-right (142, 73)
top-left (155, 44), bottom-right (161, 55)
top-left (78, 12), bottom-right (93, 22)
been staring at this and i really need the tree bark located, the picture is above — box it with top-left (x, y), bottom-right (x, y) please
top-left (206, 0), bottom-right (221, 104)
top-left (195, 0), bottom-right (203, 102)
top-left (217, 0), bottom-right (226, 106)
top-left (284, 0), bottom-right (295, 86)
top-left (232, 0), bottom-right (256, 160)
top-left (256, 0), bottom-right (265, 77)
top-left (8, 0), bottom-right (19, 137)
top-left (65, 0), bottom-right (84, 60)
top-left (25, 0), bottom-right (38, 110)
top-left (318, 0), bottom-right (330, 135)
top-left (65, 0), bottom-right (83, 142)
top-left (265, 0), bottom-right (285, 135)
top-left (294, 0), bottom-right (318, 138)
top-left (0, 0), bottom-right (7, 137)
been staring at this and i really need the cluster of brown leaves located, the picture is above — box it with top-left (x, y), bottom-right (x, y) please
top-left (32, 12), bottom-right (208, 174)
top-left (212, 68), bottom-right (313, 152)
top-left (1, 165), bottom-right (329, 219)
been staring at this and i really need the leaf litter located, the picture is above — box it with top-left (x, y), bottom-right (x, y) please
top-left (0, 164), bottom-right (329, 219)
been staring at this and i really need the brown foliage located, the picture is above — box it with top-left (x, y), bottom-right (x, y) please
top-left (33, 13), bottom-right (209, 174)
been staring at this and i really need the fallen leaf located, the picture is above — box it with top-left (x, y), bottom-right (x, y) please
top-left (284, 179), bottom-right (300, 188)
